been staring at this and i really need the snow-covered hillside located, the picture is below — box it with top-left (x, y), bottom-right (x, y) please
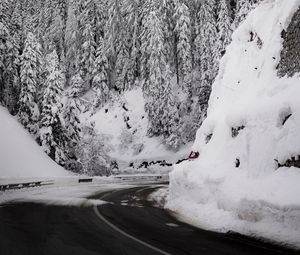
top-left (0, 107), bottom-right (69, 178)
top-left (87, 88), bottom-right (191, 171)
top-left (168, 0), bottom-right (300, 248)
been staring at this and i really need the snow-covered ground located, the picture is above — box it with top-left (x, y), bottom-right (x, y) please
top-left (0, 177), bottom-right (112, 206)
top-left (0, 106), bottom-right (70, 179)
top-left (168, 0), bottom-right (300, 249)
top-left (147, 186), bottom-right (168, 208)
top-left (86, 88), bottom-right (191, 171)
top-left (0, 176), bottom-right (164, 206)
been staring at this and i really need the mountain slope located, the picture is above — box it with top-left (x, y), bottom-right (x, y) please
top-left (0, 107), bottom-right (69, 178)
top-left (86, 88), bottom-right (191, 172)
top-left (168, 0), bottom-right (300, 248)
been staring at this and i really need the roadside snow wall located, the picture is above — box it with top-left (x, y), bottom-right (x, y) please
top-left (168, 0), bottom-right (300, 248)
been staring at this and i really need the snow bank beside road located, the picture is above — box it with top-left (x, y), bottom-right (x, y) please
top-left (0, 107), bottom-right (69, 178)
top-left (168, 0), bottom-right (300, 248)
top-left (148, 186), bottom-right (168, 208)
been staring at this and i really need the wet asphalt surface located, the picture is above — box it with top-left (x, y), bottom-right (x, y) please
top-left (0, 185), bottom-right (298, 255)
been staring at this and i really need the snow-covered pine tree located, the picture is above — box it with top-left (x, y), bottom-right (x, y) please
top-left (39, 50), bottom-right (68, 166)
top-left (94, 0), bottom-right (108, 36)
top-left (217, 0), bottom-right (232, 59)
top-left (141, 9), bottom-right (176, 139)
top-left (0, 22), bottom-right (19, 110)
top-left (18, 32), bottom-right (41, 134)
top-left (78, 0), bottom-right (97, 90)
top-left (193, 2), bottom-right (202, 69)
top-left (65, 0), bottom-right (80, 86)
top-left (56, 0), bottom-right (68, 28)
top-left (36, 48), bottom-right (51, 110)
top-left (141, 9), bottom-right (166, 98)
top-left (114, 38), bottom-right (130, 92)
top-left (45, 0), bottom-right (67, 60)
top-left (0, 23), bottom-right (10, 104)
top-left (3, 37), bottom-right (20, 115)
top-left (92, 38), bottom-right (109, 111)
top-left (56, 0), bottom-right (68, 78)
top-left (159, 65), bottom-right (182, 150)
top-left (234, 0), bottom-right (255, 29)
top-left (38, 0), bottom-right (53, 49)
top-left (80, 23), bottom-right (96, 88)
top-left (35, 0), bottom-right (48, 45)
top-left (195, 0), bottom-right (218, 80)
top-left (140, 1), bottom-right (164, 86)
top-left (0, 1), bottom-right (11, 106)
top-left (160, 0), bottom-right (176, 71)
top-left (0, 0), bottom-right (21, 115)
top-left (123, 0), bottom-right (141, 84)
top-left (184, 0), bottom-right (199, 67)
top-left (174, 0), bottom-right (192, 91)
top-left (75, 122), bottom-right (111, 176)
top-left (106, 0), bottom-right (121, 57)
top-left (106, 0), bottom-right (131, 93)
top-left (64, 73), bottom-right (82, 150)
top-left (105, 0), bottom-right (121, 91)
top-left (0, 0), bottom-right (10, 23)
top-left (192, 0), bottom-right (218, 137)
top-left (9, 1), bottom-right (23, 97)
top-left (22, 0), bottom-right (41, 38)
top-left (10, 0), bottom-right (23, 44)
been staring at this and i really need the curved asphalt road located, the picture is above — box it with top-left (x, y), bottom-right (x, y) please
top-left (0, 185), bottom-right (298, 255)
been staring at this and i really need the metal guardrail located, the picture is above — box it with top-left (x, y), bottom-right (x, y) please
top-left (0, 180), bottom-right (54, 192)
top-left (78, 178), bottom-right (93, 183)
top-left (114, 174), bottom-right (168, 182)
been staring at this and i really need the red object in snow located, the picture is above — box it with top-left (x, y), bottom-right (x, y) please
top-left (188, 151), bottom-right (199, 160)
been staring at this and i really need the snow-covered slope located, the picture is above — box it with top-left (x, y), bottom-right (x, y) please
top-left (87, 88), bottom-right (191, 170)
top-left (168, 0), bottom-right (300, 248)
top-left (0, 107), bottom-right (69, 178)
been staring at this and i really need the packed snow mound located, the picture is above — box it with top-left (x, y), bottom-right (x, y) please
top-left (89, 88), bottom-right (190, 169)
top-left (0, 107), bottom-right (69, 178)
top-left (168, 0), bottom-right (300, 248)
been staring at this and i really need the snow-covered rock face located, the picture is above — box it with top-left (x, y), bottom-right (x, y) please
top-left (278, 5), bottom-right (300, 78)
top-left (168, 0), bottom-right (300, 248)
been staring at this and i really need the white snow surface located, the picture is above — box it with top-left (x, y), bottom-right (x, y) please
top-left (148, 186), bottom-right (168, 208)
top-left (87, 88), bottom-right (191, 169)
top-left (0, 106), bottom-right (70, 178)
top-left (0, 177), bottom-right (133, 206)
top-left (168, 0), bottom-right (300, 248)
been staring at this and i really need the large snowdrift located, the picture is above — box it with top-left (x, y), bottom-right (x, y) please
top-left (0, 107), bottom-right (69, 178)
top-left (168, 0), bottom-right (300, 248)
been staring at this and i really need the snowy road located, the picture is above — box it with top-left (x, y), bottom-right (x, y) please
top-left (0, 185), bottom-right (297, 255)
